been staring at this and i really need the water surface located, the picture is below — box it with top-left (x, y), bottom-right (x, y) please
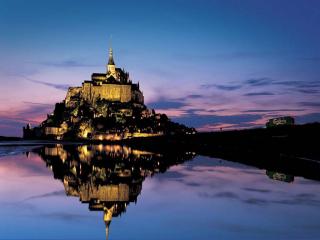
top-left (0, 144), bottom-right (320, 240)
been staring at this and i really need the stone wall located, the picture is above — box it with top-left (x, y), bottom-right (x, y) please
top-left (82, 82), bottom-right (132, 103)
top-left (44, 127), bottom-right (61, 135)
top-left (70, 81), bottom-right (144, 105)
top-left (132, 90), bottom-right (144, 104)
top-left (65, 87), bottom-right (82, 107)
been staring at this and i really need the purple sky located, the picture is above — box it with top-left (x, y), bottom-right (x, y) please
top-left (1, 0), bottom-right (320, 136)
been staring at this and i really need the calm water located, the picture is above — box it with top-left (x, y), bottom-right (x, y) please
top-left (1, 144), bottom-right (320, 240)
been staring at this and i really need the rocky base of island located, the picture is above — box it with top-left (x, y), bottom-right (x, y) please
top-left (23, 100), bottom-right (196, 141)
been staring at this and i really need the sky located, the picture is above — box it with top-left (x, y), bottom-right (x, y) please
top-left (0, 0), bottom-right (320, 136)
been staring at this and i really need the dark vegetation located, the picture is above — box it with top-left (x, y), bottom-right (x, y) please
top-left (121, 123), bottom-right (320, 181)
top-left (4, 122), bottom-right (320, 181)
top-left (0, 136), bottom-right (21, 141)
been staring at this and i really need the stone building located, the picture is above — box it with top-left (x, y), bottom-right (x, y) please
top-left (22, 45), bottom-right (195, 140)
top-left (65, 47), bottom-right (144, 107)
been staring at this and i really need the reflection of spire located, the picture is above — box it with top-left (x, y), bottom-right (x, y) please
top-left (104, 205), bottom-right (115, 240)
top-left (105, 220), bottom-right (110, 240)
top-left (36, 144), bottom-right (196, 239)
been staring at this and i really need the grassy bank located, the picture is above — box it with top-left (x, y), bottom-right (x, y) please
top-left (121, 123), bottom-right (320, 181)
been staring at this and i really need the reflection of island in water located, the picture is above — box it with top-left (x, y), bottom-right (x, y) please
top-left (266, 170), bottom-right (294, 183)
top-left (33, 144), bottom-right (195, 239)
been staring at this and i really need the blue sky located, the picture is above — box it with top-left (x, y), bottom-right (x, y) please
top-left (0, 0), bottom-right (320, 136)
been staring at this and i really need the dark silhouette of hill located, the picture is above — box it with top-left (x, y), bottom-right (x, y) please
top-left (121, 123), bottom-right (320, 181)
top-left (0, 136), bottom-right (21, 141)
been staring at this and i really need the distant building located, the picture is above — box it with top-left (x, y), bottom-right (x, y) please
top-left (23, 123), bottom-right (42, 139)
top-left (266, 116), bottom-right (295, 128)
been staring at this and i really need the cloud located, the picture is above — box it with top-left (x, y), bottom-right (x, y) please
top-left (198, 190), bottom-right (320, 207)
top-left (243, 193), bottom-right (320, 206)
top-left (200, 78), bottom-right (320, 98)
top-left (26, 78), bottom-right (70, 91)
top-left (201, 84), bottom-right (242, 91)
top-left (244, 92), bottom-right (275, 96)
top-left (243, 78), bottom-right (320, 92)
top-left (297, 89), bottom-right (319, 94)
top-left (274, 81), bottom-right (316, 87)
top-left (0, 121), bottom-right (26, 137)
top-left (296, 112), bottom-right (320, 123)
top-left (214, 84), bottom-right (243, 91)
top-left (38, 60), bottom-right (98, 68)
top-left (23, 101), bottom-right (53, 107)
top-left (0, 116), bottom-right (41, 136)
top-left (185, 108), bottom-right (228, 116)
top-left (0, 102), bottom-right (52, 136)
top-left (201, 77), bottom-right (271, 92)
top-left (244, 77), bottom-right (272, 87)
top-left (148, 99), bottom-right (186, 109)
top-left (24, 190), bottom-right (66, 201)
top-left (299, 102), bottom-right (320, 107)
top-left (156, 171), bottom-right (187, 179)
top-left (242, 109), bottom-right (305, 113)
top-left (39, 212), bottom-right (93, 221)
top-left (214, 191), bottom-right (239, 199)
top-left (242, 187), bottom-right (271, 193)
top-left (198, 191), bottom-right (239, 199)
top-left (173, 113), bottom-right (262, 129)
top-left (3, 201), bottom-right (38, 212)
top-left (243, 198), bottom-right (268, 205)
top-left (174, 94), bottom-right (213, 103)
top-left (184, 94), bottom-right (203, 99)
top-left (184, 182), bottom-right (202, 187)
top-left (0, 64), bottom-right (39, 78)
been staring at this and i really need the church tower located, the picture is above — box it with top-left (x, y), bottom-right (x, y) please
top-left (106, 47), bottom-right (117, 79)
top-left (103, 205), bottom-right (114, 240)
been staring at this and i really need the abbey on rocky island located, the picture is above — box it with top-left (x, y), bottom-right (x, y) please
top-left (23, 46), bottom-right (195, 140)
top-left (66, 48), bottom-right (144, 107)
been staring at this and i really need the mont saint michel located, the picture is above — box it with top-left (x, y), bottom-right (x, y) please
top-left (1, 1), bottom-right (320, 240)
top-left (23, 47), bottom-right (195, 140)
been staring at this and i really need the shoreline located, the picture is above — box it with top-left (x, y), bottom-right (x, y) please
top-left (1, 123), bottom-right (319, 160)
top-left (0, 123), bottom-right (319, 181)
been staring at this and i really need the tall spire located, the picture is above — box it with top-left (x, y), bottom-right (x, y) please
top-left (108, 35), bottom-right (115, 65)
top-left (108, 47), bottom-right (115, 65)
top-left (106, 36), bottom-right (117, 78)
